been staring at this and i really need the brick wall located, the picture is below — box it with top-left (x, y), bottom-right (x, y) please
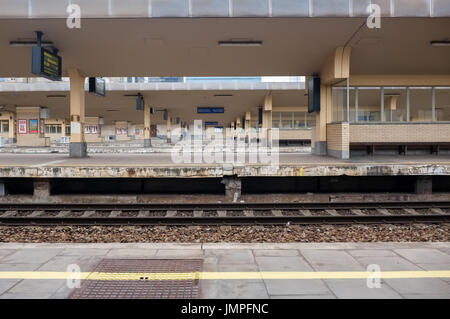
top-left (327, 123), bottom-right (349, 151)
top-left (350, 124), bottom-right (450, 143)
top-left (16, 108), bottom-right (49, 147)
top-left (278, 129), bottom-right (311, 140)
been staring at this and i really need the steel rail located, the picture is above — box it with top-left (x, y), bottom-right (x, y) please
top-left (0, 202), bottom-right (448, 226)
top-left (0, 201), bottom-right (449, 211)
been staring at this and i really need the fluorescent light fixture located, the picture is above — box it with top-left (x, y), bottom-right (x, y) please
top-left (218, 40), bottom-right (263, 47)
top-left (430, 41), bottom-right (450, 47)
top-left (9, 40), bottom-right (53, 47)
top-left (214, 94), bottom-right (233, 97)
top-left (46, 95), bottom-right (66, 98)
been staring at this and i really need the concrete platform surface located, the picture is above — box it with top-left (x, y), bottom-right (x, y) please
top-left (0, 242), bottom-right (449, 299)
top-left (0, 153), bottom-right (449, 178)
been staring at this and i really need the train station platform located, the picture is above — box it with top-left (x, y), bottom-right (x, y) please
top-left (1, 153), bottom-right (450, 178)
top-left (0, 242), bottom-right (449, 299)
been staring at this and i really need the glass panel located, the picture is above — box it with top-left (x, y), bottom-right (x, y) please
top-left (1, 121), bottom-right (8, 133)
top-left (332, 84), bottom-right (347, 122)
top-left (293, 112), bottom-right (306, 128)
top-left (306, 113), bottom-right (315, 128)
top-left (281, 112), bottom-right (293, 129)
top-left (436, 88), bottom-right (450, 121)
top-left (349, 87), bottom-right (356, 123)
top-left (384, 88), bottom-right (407, 122)
top-left (357, 87), bottom-right (381, 122)
top-left (410, 88), bottom-right (432, 122)
top-left (272, 112), bottom-right (281, 128)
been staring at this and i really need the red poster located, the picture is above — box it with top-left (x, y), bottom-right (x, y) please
top-left (18, 120), bottom-right (27, 134)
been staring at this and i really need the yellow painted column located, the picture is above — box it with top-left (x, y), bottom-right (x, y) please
top-left (166, 115), bottom-right (171, 143)
top-left (313, 84), bottom-right (331, 155)
top-left (8, 113), bottom-right (15, 143)
top-left (235, 117), bottom-right (241, 139)
top-left (262, 111), bottom-right (272, 145)
top-left (262, 94), bottom-right (273, 145)
top-left (144, 102), bottom-right (151, 147)
top-left (67, 68), bottom-right (87, 157)
top-left (245, 111), bottom-right (251, 141)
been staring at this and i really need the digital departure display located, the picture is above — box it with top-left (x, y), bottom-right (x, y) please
top-left (31, 47), bottom-right (62, 81)
top-left (308, 77), bottom-right (321, 113)
top-left (136, 94), bottom-right (144, 110)
top-left (89, 77), bottom-right (106, 97)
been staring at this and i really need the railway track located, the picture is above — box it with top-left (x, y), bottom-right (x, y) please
top-left (0, 202), bottom-right (449, 225)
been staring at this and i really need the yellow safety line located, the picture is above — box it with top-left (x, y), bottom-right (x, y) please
top-left (0, 270), bottom-right (449, 280)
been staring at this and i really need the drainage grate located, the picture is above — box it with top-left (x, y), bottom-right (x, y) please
top-left (70, 259), bottom-right (202, 299)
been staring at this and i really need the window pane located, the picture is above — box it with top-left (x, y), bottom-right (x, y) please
top-left (332, 83), bottom-right (347, 122)
top-left (306, 113), bottom-right (315, 128)
top-left (436, 88), bottom-right (450, 121)
top-left (410, 88), bottom-right (432, 122)
top-left (384, 88), bottom-right (407, 122)
top-left (281, 112), bottom-right (292, 129)
top-left (1, 121), bottom-right (8, 133)
top-left (357, 87), bottom-right (381, 122)
top-left (293, 112), bottom-right (306, 128)
top-left (272, 112), bottom-right (281, 128)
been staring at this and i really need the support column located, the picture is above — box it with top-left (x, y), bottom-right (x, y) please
top-left (262, 94), bottom-right (272, 146)
top-left (144, 102), bottom-right (152, 147)
top-left (245, 111), bottom-right (252, 143)
top-left (8, 114), bottom-right (16, 143)
top-left (221, 176), bottom-right (241, 202)
top-left (166, 115), bottom-right (171, 143)
top-left (68, 68), bottom-right (87, 158)
top-left (318, 46), bottom-right (352, 156)
top-left (415, 177), bottom-right (432, 195)
top-left (33, 179), bottom-right (50, 202)
top-left (235, 117), bottom-right (241, 131)
top-left (432, 87), bottom-right (436, 122)
top-left (313, 84), bottom-right (330, 155)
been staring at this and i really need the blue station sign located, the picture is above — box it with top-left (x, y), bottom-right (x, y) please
top-left (197, 107), bottom-right (224, 114)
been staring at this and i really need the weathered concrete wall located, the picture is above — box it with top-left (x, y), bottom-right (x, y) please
top-left (0, 163), bottom-right (449, 178)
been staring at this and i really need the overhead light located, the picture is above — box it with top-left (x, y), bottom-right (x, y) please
top-left (9, 40), bottom-right (53, 47)
top-left (430, 41), bottom-right (450, 47)
top-left (214, 94), bottom-right (233, 97)
top-left (46, 95), bottom-right (66, 98)
top-left (218, 40), bottom-right (263, 47)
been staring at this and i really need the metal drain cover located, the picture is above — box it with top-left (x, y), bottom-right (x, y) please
top-left (70, 259), bottom-right (202, 299)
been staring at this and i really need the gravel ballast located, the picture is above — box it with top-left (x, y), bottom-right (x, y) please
top-left (0, 224), bottom-right (448, 243)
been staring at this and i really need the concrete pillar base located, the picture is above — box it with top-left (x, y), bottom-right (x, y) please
top-left (69, 142), bottom-right (87, 158)
top-left (221, 176), bottom-right (242, 202)
top-left (144, 139), bottom-right (152, 148)
top-left (327, 149), bottom-right (350, 160)
top-left (33, 179), bottom-right (50, 201)
top-left (313, 142), bottom-right (327, 155)
top-left (415, 177), bottom-right (433, 195)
